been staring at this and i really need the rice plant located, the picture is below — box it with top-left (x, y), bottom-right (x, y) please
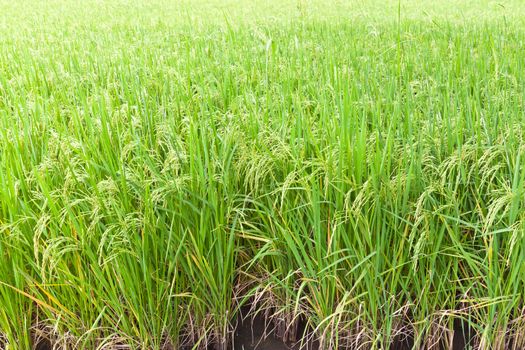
top-left (1, 0), bottom-right (525, 349)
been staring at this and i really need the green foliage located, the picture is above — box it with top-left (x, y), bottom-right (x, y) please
top-left (1, 1), bottom-right (525, 349)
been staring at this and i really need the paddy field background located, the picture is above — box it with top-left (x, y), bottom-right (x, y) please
top-left (1, 1), bottom-right (525, 349)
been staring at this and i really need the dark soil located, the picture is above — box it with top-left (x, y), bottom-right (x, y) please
top-left (232, 315), bottom-right (474, 350)
top-left (233, 311), bottom-right (303, 350)
top-left (34, 338), bottom-right (52, 350)
top-left (30, 315), bottom-right (474, 350)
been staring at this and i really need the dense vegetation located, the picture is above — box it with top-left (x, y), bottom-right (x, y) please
top-left (1, 1), bottom-right (525, 349)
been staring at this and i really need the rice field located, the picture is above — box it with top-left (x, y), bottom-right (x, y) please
top-left (1, 1), bottom-right (525, 349)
